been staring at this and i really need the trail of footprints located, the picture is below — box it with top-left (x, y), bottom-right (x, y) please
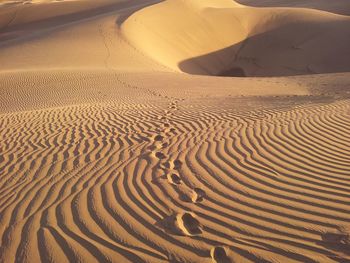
top-left (2, 96), bottom-right (350, 262)
top-left (149, 99), bottom-right (228, 262)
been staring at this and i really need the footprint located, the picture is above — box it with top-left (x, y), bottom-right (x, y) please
top-left (173, 160), bottom-right (183, 169)
top-left (210, 247), bottom-right (229, 263)
top-left (154, 134), bottom-right (164, 142)
top-left (148, 145), bottom-right (158, 151)
top-left (192, 188), bottom-right (206, 203)
top-left (162, 159), bottom-right (183, 170)
top-left (155, 152), bottom-right (166, 160)
top-left (320, 230), bottom-right (350, 253)
top-left (177, 212), bottom-right (202, 236)
top-left (161, 142), bottom-right (169, 148)
top-left (167, 173), bottom-right (182, 185)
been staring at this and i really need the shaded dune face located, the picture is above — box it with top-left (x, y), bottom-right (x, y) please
top-left (178, 19), bottom-right (350, 77)
top-left (236, 0), bottom-right (350, 16)
top-left (122, 0), bottom-right (350, 77)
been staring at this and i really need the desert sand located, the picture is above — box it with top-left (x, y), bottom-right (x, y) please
top-left (0, 0), bottom-right (350, 262)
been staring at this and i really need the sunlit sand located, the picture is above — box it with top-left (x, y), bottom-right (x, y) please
top-left (1, 0), bottom-right (350, 262)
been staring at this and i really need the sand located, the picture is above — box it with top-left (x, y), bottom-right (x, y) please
top-left (122, 0), bottom-right (350, 77)
top-left (0, 0), bottom-right (350, 262)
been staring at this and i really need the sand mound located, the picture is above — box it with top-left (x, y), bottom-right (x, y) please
top-left (122, 0), bottom-right (350, 76)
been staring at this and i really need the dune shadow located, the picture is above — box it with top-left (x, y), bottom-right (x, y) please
top-left (235, 0), bottom-right (350, 16)
top-left (218, 67), bottom-right (246, 77)
top-left (318, 232), bottom-right (350, 255)
top-left (178, 20), bottom-right (350, 77)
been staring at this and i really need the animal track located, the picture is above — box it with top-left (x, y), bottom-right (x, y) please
top-left (152, 99), bottom-right (208, 244)
top-left (161, 142), bottom-right (169, 148)
top-left (161, 159), bottom-right (182, 170)
top-left (210, 247), bottom-right (229, 263)
top-left (167, 173), bottom-right (182, 185)
top-left (173, 160), bottom-right (182, 169)
top-left (192, 188), bottom-right (206, 203)
top-left (155, 152), bottom-right (166, 160)
top-left (177, 212), bottom-right (202, 236)
top-left (154, 134), bottom-right (164, 142)
top-left (320, 230), bottom-right (350, 253)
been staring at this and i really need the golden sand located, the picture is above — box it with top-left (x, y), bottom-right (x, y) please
top-left (1, 0), bottom-right (350, 262)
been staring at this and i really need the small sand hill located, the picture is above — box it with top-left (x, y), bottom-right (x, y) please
top-left (122, 0), bottom-right (350, 76)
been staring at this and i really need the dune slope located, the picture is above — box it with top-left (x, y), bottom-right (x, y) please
top-left (122, 0), bottom-right (350, 76)
top-left (236, 0), bottom-right (350, 16)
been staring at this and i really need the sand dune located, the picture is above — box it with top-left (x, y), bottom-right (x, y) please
top-left (122, 0), bottom-right (350, 76)
top-left (1, 0), bottom-right (350, 262)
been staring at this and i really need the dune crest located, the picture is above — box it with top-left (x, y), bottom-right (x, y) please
top-left (122, 0), bottom-right (350, 76)
top-left (181, 0), bottom-right (241, 9)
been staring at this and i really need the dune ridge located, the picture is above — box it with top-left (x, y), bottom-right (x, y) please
top-left (122, 0), bottom-right (350, 76)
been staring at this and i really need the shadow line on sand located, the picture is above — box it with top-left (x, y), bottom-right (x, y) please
top-left (178, 20), bottom-right (350, 77)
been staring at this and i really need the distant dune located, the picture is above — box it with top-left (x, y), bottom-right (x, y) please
top-left (236, 0), bottom-right (350, 16)
top-left (1, 1), bottom-right (350, 263)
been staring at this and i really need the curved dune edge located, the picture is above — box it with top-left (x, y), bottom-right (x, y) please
top-left (122, 0), bottom-right (350, 77)
top-left (236, 0), bottom-right (350, 16)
